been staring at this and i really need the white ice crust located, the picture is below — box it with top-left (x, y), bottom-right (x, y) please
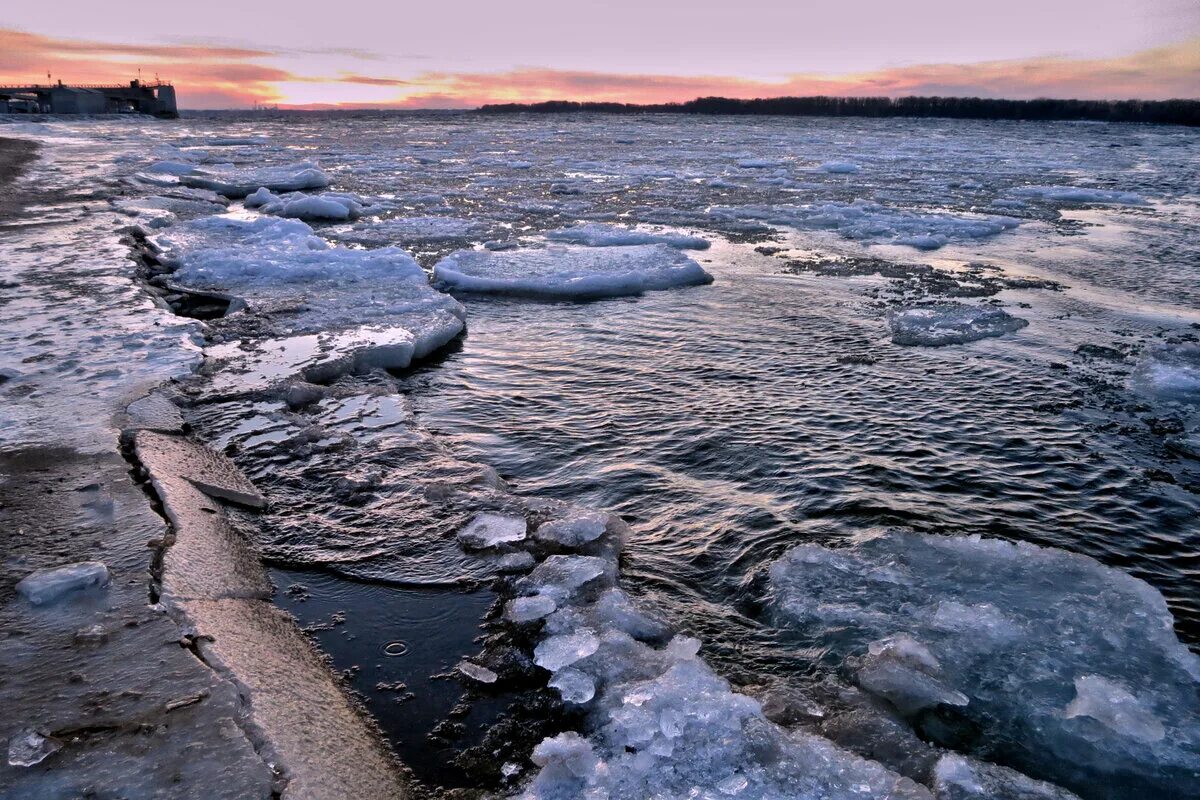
top-left (432, 244), bottom-right (713, 300)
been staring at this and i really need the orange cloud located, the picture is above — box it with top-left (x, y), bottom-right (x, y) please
top-left (1, 27), bottom-right (1195, 110)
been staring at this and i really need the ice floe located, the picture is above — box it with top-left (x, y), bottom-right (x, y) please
top-left (1010, 186), bottom-right (1148, 205)
top-left (180, 163), bottom-right (330, 198)
top-left (767, 530), bottom-right (1200, 798)
top-left (545, 223), bottom-right (710, 250)
top-left (818, 161), bottom-right (861, 174)
top-left (887, 303), bottom-right (1028, 346)
top-left (432, 244), bottom-right (713, 301)
top-left (1130, 344), bottom-right (1200, 403)
top-left (245, 189), bottom-right (367, 221)
top-left (709, 201), bottom-right (1020, 250)
top-left (330, 216), bottom-right (485, 245)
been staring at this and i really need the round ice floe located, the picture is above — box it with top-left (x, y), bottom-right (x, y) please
top-left (432, 244), bottom-right (713, 301)
top-left (544, 224), bottom-right (710, 250)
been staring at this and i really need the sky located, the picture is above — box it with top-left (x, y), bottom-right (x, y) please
top-left (1, 1), bottom-right (1197, 108)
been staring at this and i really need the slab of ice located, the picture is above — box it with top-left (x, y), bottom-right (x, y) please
top-left (330, 216), bottom-right (484, 245)
top-left (458, 512), bottom-right (528, 549)
top-left (16, 561), bottom-right (110, 605)
top-left (180, 163), bottom-right (329, 198)
top-left (251, 191), bottom-right (367, 221)
top-left (545, 224), bottom-right (710, 250)
top-left (819, 162), bottom-right (861, 174)
top-left (146, 160), bottom-right (198, 176)
top-left (710, 201), bottom-right (1020, 250)
top-left (767, 531), bottom-right (1200, 798)
top-left (1010, 186), bottom-right (1147, 205)
top-left (433, 244), bottom-right (712, 301)
top-left (458, 661), bottom-right (500, 684)
top-left (150, 216), bottom-right (465, 349)
top-left (7, 730), bottom-right (62, 767)
top-left (548, 668), bottom-right (596, 704)
top-left (517, 555), bottom-right (616, 602)
top-left (534, 630), bottom-right (601, 671)
top-left (506, 594), bottom-right (558, 623)
top-left (887, 303), bottom-right (1028, 346)
top-left (533, 512), bottom-right (610, 548)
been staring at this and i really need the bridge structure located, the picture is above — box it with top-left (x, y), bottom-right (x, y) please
top-left (0, 80), bottom-right (178, 118)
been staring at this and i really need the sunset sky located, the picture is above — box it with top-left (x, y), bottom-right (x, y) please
top-left (2, 1), bottom-right (1197, 109)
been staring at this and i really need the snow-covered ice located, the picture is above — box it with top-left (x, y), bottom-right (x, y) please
top-left (180, 163), bottom-right (330, 198)
top-left (433, 244), bottom-right (713, 300)
top-left (545, 223), bottom-right (710, 250)
top-left (15, 562), bottom-right (110, 605)
top-left (887, 303), bottom-right (1028, 346)
top-left (767, 531), bottom-right (1200, 798)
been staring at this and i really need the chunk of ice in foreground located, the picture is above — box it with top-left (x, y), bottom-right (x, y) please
top-left (767, 531), bottom-right (1200, 798)
top-left (545, 224), bottom-right (710, 250)
top-left (887, 303), bottom-right (1028, 346)
top-left (433, 244), bottom-right (713, 300)
top-left (16, 561), bottom-right (109, 605)
top-left (458, 512), bottom-right (528, 549)
top-left (7, 729), bottom-right (62, 767)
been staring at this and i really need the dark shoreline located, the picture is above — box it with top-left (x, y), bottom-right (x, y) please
top-left (0, 137), bottom-right (38, 220)
top-left (478, 95), bottom-right (1200, 126)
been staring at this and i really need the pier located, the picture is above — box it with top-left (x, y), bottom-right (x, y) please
top-left (0, 80), bottom-right (178, 118)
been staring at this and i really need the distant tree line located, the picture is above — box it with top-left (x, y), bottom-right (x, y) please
top-left (478, 96), bottom-right (1200, 126)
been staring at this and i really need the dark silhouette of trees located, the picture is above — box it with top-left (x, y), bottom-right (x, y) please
top-left (478, 96), bottom-right (1200, 126)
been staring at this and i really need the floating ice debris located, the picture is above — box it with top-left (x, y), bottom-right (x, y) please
top-left (16, 561), bottom-right (110, 605)
top-left (180, 163), bottom-right (329, 198)
top-left (458, 661), bottom-right (500, 684)
top-left (458, 512), bottom-right (528, 549)
top-left (495, 551), bottom-right (537, 573)
top-left (150, 216), bottom-right (465, 349)
top-left (146, 160), bottom-right (198, 176)
top-left (736, 158), bottom-right (781, 168)
top-left (533, 512), bottom-right (610, 548)
top-left (545, 224), bottom-right (710, 250)
top-left (1064, 675), bottom-right (1165, 744)
top-left (548, 668), bottom-right (596, 704)
top-left (887, 303), bottom-right (1028, 346)
top-left (330, 216), bottom-right (483, 245)
top-left (1010, 186), bottom-right (1148, 205)
top-left (250, 191), bottom-right (367, 221)
top-left (534, 630), bottom-right (601, 671)
top-left (710, 201), bottom-right (1020, 249)
top-left (933, 754), bottom-right (1083, 800)
top-left (819, 161), bottom-right (861, 174)
top-left (203, 136), bottom-right (269, 146)
top-left (767, 531), bottom-right (1200, 798)
top-left (506, 594), bottom-right (558, 623)
top-left (433, 244), bottom-right (713, 301)
top-left (517, 555), bottom-right (616, 602)
top-left (1130, 344), bottom-right (1200, 403)
top-left (7, 729), bottom-right (62, 767)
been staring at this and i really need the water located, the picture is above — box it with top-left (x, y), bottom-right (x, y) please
top-left (3, 112), bottom-right (1198, 797)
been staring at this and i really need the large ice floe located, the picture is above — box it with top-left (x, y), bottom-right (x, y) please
top-left (1009, 186), bottom-right (1148, 206)
top-left (544, 223), bottom-right (710, 250)
top-left (767, 530), bottom-right (1200, 799)
top-left (148, 215), bottom-right (465, 384)
top-left (179, 162), bottom-right (330, 198)
top-left (887, 303), bottom-right (1028, 346)
top-left (243, 188), bottom-right (370, 221)
top-left (709, 201), bottom-right (1020, 250)
top-left (432, 244), bottom-right (713, 301)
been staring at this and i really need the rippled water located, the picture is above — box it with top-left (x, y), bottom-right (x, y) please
top-left (4, 112), bottom-right (1198, 796)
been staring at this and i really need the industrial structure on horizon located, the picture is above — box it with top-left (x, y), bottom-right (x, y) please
top-left (0, 80), bottom-right (178, 118)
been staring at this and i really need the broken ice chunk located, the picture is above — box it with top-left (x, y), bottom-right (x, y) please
top-left (494, 551), bottom-right (536, 573)
top-left (533, 512), bottom-right (610, 548)
top-left (7, 729), bottom-right (62, 767)
top-left (457, 661), bottom-right (499, 684)
top-left (506, 594), bottom-right (558, 623)
top-left (457, 512), bottom-right (527, 549)
top-left (16, 561), bottom-right (109, 605)
top-left (1064, 675), bottom-right (1165, 743)
top-left (857, 658), bottom-right (969, 715)
top-left (534, 630), bottom-right (601, 671)
top-left (517, 555), bottom-right (616, 602)
top-left (933, 754), bottom-right (1083, 800)
top-left (549, 668), bottom-right (596, 704)
top-left (887, 303), bottom-right (1028, 347)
